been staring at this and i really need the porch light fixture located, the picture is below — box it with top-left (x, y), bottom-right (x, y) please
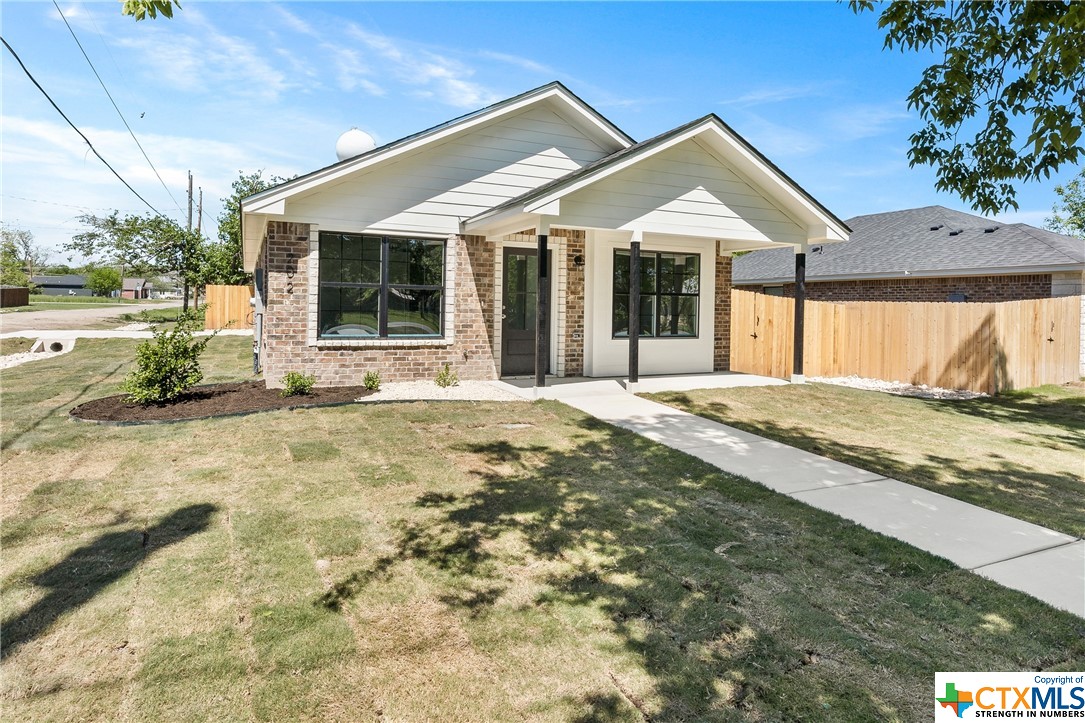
top-left (573, 254), bottom-right (585, 267)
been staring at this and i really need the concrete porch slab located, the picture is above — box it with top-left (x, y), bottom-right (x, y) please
top-left (973, 541), bottom-right (1085, 617)
top-left (790, 478), bottom-right (1076, 571)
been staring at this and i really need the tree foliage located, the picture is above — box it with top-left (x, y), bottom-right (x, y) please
top-left (86, 267), bottom-right (122, 297)
top-left (1, 224), bottom-right (47, 280)
top-left (1046, 167), bottom-right (1085, 238)
top-left (121, 0), bottom-right (180, 21)
top-left (0, 238), bottom-right (29, 288)
top-left (216, 170), bottom-right (292, 286)
top-left (68, 212), bottom-right (204, 289)
top-left (850, 1), bottom-right (1085, 214)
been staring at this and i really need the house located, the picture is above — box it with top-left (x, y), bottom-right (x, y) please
top-left (30, 274), bottom-right (91, 297)
top-left (120, 277), bottom-right (150, 299)
top-left (733, 206), bottom-right (1085, 302)
top-left (241, 82), bottom-right (849, 388)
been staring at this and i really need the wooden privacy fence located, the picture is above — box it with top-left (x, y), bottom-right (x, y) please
top-left (204, 284), bottom-right (254, 330)
top-left (730, 289), bottom-right (1081, 394)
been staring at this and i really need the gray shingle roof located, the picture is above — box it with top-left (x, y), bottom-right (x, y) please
top-left (31, 275), bottom-right (87, 287)
top-left (732, 206), bottom-right (1085, 284)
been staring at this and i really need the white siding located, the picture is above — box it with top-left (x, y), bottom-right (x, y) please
top-left (556, 139), bottom-right (806, 244)
top-left (286, 106), bottom-right (611, 235)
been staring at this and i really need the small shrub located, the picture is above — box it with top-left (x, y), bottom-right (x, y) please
top-left (434, 363), bottom-right (459, 388)
top-left (281, 371), bottom-right (316, 397)
top-left (363, 370), bottom-right (381, 391)
top-left (122, 312), bottom-right (216, 405)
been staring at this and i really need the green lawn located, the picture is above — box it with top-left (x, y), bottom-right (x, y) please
top-left (644, 382), bottom-right (1085, 538)
top-left (0, 296), bottom-right (155, 313)
top-left (2, 340), bottom-right (1082, 721)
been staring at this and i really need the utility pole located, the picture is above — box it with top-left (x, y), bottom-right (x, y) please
top-left (184, 170), bottom-right (193, 312)
top-left (194, 187), bottom-right (203, 309)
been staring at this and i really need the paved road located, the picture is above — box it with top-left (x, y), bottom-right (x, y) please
top-left (0, 301), bottom-right (182, 333)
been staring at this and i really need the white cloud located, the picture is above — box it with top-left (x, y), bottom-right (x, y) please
top-left (721, 83), bottom-right (830, 108)
top-left (825, 103), bottom-right (911, 142)
top-left (346, 24), bottom-right (500, 108)
top-left (477, 51), bottom-right (554, 76)
top-left (734, 114), bottom-right (823, 158)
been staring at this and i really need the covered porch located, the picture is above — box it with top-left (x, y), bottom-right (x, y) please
top-left (464, 115), bottom-right (850, 390)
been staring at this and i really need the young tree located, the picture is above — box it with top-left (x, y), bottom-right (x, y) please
top-left (0, 238), bottom-right (29, 287)
top-left (68, 212), bottom-right (205, 310)
top-left (216, 170), bottom-right (292, 286)
top-left (850, 1), bottom-right (1085, 214)
top-left (86, 267), bottom-right (122, 297)
top-left (1, 224), bottom-right (48, 280)
top-left (1046, 168), bottom-right (1085, 239)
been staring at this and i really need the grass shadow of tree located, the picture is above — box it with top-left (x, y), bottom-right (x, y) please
top-left (1, 503), bottom-right (217, 659)
top-left (317, 412), bottom-right (1083, 720)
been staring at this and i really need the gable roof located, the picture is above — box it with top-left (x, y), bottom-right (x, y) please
top-left (466, 114), bottom-right (850, 240)
top-left (241, 81), bottom-right (633, 214)
top-left (122, 277), bottom-right (147, 291)
top-left (733, 206), bottom-right (1085, 284)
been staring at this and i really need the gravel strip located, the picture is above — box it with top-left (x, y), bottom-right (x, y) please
top-left (809, 375), bottom-right (988, 400)
top-left (358, 380), bottom-right (525, 402)
top-left (114, 322), bottom-right (152, 331)
top-left (1, 350), bottom-right (68, 370)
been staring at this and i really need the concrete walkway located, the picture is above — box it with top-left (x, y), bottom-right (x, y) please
top-left (495, 376), bottom-right (1084, 617)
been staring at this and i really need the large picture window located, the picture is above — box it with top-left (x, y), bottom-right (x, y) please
top-left (319, 232), bottom-right (445, 338)
top-left (613, 249), bottom-right (700, 338)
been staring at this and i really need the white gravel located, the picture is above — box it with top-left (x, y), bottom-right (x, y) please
top-left (809, 375), bottom-right (988, 400)
top-left (114, 322), bottom-right (152, 331)
top-left (357, 380), bottom-right (525, 402)
top-left (1, 349), bottom-right (68, 370)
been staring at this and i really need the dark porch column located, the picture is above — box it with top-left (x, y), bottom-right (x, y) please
top-left (535, 232), bottom-right (549, 388)
top-left (792, 248), bottom-right (806, 379)
top-left (628, 240), bottom-right (641, 385)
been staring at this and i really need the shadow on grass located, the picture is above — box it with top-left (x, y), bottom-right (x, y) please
top-left (1, 503), bottom-right (217, 659)
top-left (316, 413), bottom-right (1083, 720)
top-left (927, 388), bottom-right (1085, 450)
top-left (0, 360), bottom-right (126, 452)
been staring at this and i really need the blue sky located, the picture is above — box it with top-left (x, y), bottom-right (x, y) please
top-left (1, 1), bottom-right (1076, 263)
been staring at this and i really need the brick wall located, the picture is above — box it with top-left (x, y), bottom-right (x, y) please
top-left (738, 273), bottom-right (1054, 303)
top-left (714, 254), bottom-right (732, 371)
top-left (561, 229), bottom-right (586, 377)
top-left (261, 221), bottom-right (497, 387)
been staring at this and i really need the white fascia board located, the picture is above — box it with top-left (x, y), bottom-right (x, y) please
top-left (737, 263), bottom-right (1085, 285)
top-left (242, 87), bottom-right (631, 212)
top-left (461, 207), bottom-right (537, 235)
top-left (524, 198), bottom-right (561, 215)
top-left (243, 198), bottom-right (286, 215)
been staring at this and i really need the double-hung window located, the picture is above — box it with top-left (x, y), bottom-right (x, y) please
top-left (318, 232), bottom-right (445, 339)
top-left (613, 249), bottom-right (700, 338)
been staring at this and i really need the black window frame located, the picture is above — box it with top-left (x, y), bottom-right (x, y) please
top-left (318, 232), bottom-right (446, 340)
top-left (611, 248), bottom-right (701, 339)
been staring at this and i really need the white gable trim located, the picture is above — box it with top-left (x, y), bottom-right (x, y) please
top-left (465, 117), bottom-right (849, 245)
top-left (241, 86), bottom-right (632, 214)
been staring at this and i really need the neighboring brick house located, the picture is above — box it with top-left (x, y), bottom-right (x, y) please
top-left (734, 205), bottom-right (1085, 375)
top-left (733, 206), bottom-right (1084, 303)
top-left (241, 83), bottom-right (848, 388)
top-left (121, 278), bottom-right (149, 299)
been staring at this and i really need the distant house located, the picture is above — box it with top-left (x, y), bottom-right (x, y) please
top-left (30, 274), bottom-right (91, 297)
top-left (733, 206), bottom-right (1085, 302)
top-left (121, 278), bottom-right (150, 299)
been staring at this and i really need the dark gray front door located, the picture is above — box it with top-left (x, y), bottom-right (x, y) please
top-left (501, 248), bottom-right (549, 376)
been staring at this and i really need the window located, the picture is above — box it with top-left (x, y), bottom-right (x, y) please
top-left (613, 249), bottom-right (700, 338)
top-left (763, 285), bottom-right (785, 297)
top-left (318, 232), bottom-right (444, 338)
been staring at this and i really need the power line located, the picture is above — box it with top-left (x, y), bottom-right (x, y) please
top-left (0, 35), bottom-right (165, 217)
top-left (52, 1), bottom-right (184, 217)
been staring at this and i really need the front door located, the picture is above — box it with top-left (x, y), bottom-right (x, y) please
top-left (501, 248), bottom-right (550, 376)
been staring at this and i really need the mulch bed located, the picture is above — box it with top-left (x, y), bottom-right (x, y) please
top-left (71, 381), bottom-right (374, 423)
